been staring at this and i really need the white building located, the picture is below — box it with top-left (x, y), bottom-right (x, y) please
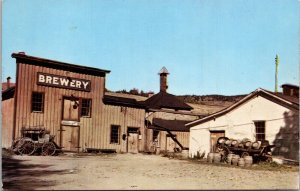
top-left (187, 85), bottom-right (299, 161)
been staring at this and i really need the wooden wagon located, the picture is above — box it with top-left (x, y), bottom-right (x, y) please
top-left (215, 137), bottom-right (275, 163)
top-left (11, 127), bottom-right (61, 156)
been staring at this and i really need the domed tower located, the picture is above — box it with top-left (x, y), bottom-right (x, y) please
top-left (159, 67), bottom-right (169, 93)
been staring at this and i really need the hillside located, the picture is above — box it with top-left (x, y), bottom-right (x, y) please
top-left (176, 94), bottom-right (246, 104)
top-left (106, 91), bottom-right (246, 115)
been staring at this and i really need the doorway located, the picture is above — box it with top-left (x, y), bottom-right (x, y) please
top-left (127, 127), bottom-right (139, 153)
top-left (61, 97), bottom-right (80, 151)
top-left (210, 130), bottom-right (225, 152)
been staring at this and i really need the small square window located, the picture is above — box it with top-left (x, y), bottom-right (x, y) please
top-left (110, 125), bottom-right (120, 144)
top-left (32, 92), bottom-right (44, 112)
top-left (81, 99), bottom-right (92, 117)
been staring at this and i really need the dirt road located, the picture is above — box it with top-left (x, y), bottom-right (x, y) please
top-left (2, 153), bottom-right (299, 190)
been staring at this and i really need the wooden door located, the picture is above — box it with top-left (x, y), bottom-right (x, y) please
top-left (166, 136), bottom-right (176, 152)
top-left (63, 98), bottom-right (79, 121)
top-left (128, 133), bottom-right (139, 153)
top-left (61, 125), bottom-right (79, 152)
top-left (210, 131), bottom-right (225, 152)
top-left (61, 97), bottom-right (80, 152)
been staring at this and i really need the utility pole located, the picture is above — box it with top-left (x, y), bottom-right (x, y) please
top-left (275, 54), bottom-right (279, 92)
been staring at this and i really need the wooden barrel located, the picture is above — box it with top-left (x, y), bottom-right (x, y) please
top-left (252, 141), bottom-right (261, 149)
top-left (244, 156), bottom-right (253, 167)
top-left (244, 141), bottom-right (252, 148)
top-left (217, 137), bottom-right (227, 144)
top-left (231, 140), bottom-right (239, 147)
top-left (213, 153), bottom-right (221, 163)
top-left (238, 143), bottom-right (244, 148)
top-left (227, 153), bottom-right (234, 164)
top-left (238, 158), bottom-right (245, 167)
top-left (231, 155), bottom-right (240, 166)
top-left (225, 139), bottom-right (232, 146)
top-left (207, 153), bottom-right (214, 163)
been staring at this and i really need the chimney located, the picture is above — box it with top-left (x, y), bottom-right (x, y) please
top-left (6, 76), bottom-right (11, 89)
top-left (281, 84), bottom-right (299, 97)
top-left (158, 67), bottom-right (169, 93)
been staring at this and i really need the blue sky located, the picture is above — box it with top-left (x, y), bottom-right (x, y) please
top-left (2, 0), bottom-right (299, 95)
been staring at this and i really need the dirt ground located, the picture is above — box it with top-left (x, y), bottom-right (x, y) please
top-left (2, 153), bottom-right (299, 190)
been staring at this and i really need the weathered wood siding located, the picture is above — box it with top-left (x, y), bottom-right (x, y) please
top-left (145, 111), bottom-right (198, 152)
top-left (14, 62), bottom-right (105, 150)
top-left (159, 131), bottom-right (190, 152)
top-left (13, 62), bottom-right (146, 152)
top-left (82, 104), bottom-right (145, 152)
top-left (2, 98), bottom-right (14, 148)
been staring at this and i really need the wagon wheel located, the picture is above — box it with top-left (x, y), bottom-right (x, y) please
top-left (41, 142), bottom-right (56, 156)
top-left (216, 145), bottom-right (230, 162)
top-left (241, 152), bottom-right (250, 158)
top-left (18, 140), bottom-right (36, 155)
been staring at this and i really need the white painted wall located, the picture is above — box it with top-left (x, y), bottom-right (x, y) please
top-left (189, 95), bottom-right (299, 160)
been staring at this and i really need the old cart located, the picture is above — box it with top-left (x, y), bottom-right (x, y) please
top-left (11, 127), bottom-right (61, 156)
top-left (215, 137), bottom-right (275, 163)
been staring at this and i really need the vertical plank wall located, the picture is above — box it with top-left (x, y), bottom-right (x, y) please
top-left (14, 62), bottom-right (146, 152)
top-left (2, 98), bottom-right (14, 148)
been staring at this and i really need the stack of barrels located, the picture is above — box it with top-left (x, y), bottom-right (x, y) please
top-left (225, 138), bottom-right (261, 150)
top-left (209, 137), bottom-right (261, 167)
top-left (226, 154), bottom-right (253, 167)
top-left (207, 152), bottom-right (253, 167)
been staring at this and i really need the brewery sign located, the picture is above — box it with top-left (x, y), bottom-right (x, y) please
top-left (37, 72), bottom-right (91, 92)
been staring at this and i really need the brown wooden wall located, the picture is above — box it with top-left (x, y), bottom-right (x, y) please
top-left (145, 111), bottom-right (198, 152)
top-left (159, 131), bottom-right (190, 151)
top-left (13, 62), bottom-right (146, 152)
top-left (14, 63), bottom-right (102, 149)
top-left (2, 98), bottom-right (14, 148)
top-left (84, 104), bottom-right (146, 152)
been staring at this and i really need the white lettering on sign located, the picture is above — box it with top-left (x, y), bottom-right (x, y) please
top-left (37, 72), bottom-right (91, 92)
top-left (39, 74), bottom-right (45, 83)
top-left (53, 77), bottom-right (59, 85)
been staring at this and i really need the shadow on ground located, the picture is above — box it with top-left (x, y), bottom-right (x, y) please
top-left (2, 156), bottom-right (68, 190)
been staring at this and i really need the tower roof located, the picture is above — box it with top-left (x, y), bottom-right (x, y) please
top-left (158, 67), bottom-right (169, 75)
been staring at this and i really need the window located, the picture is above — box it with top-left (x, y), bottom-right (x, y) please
top-left (32, 92), bottom-right (44, 112)
top-left (110, 125), bottom-right (120, 144)
top-left (254, 121), bottom-right (265, 141)
top-left (81, 99), bottom-right (92, 117)
top-left (153, 130), bottom-right (159, 142)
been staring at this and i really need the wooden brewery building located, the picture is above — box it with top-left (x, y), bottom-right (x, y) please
top-left (2, 53), bottom-right (146, 153)
top-left (2, 53), bottom-right (203, 153)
